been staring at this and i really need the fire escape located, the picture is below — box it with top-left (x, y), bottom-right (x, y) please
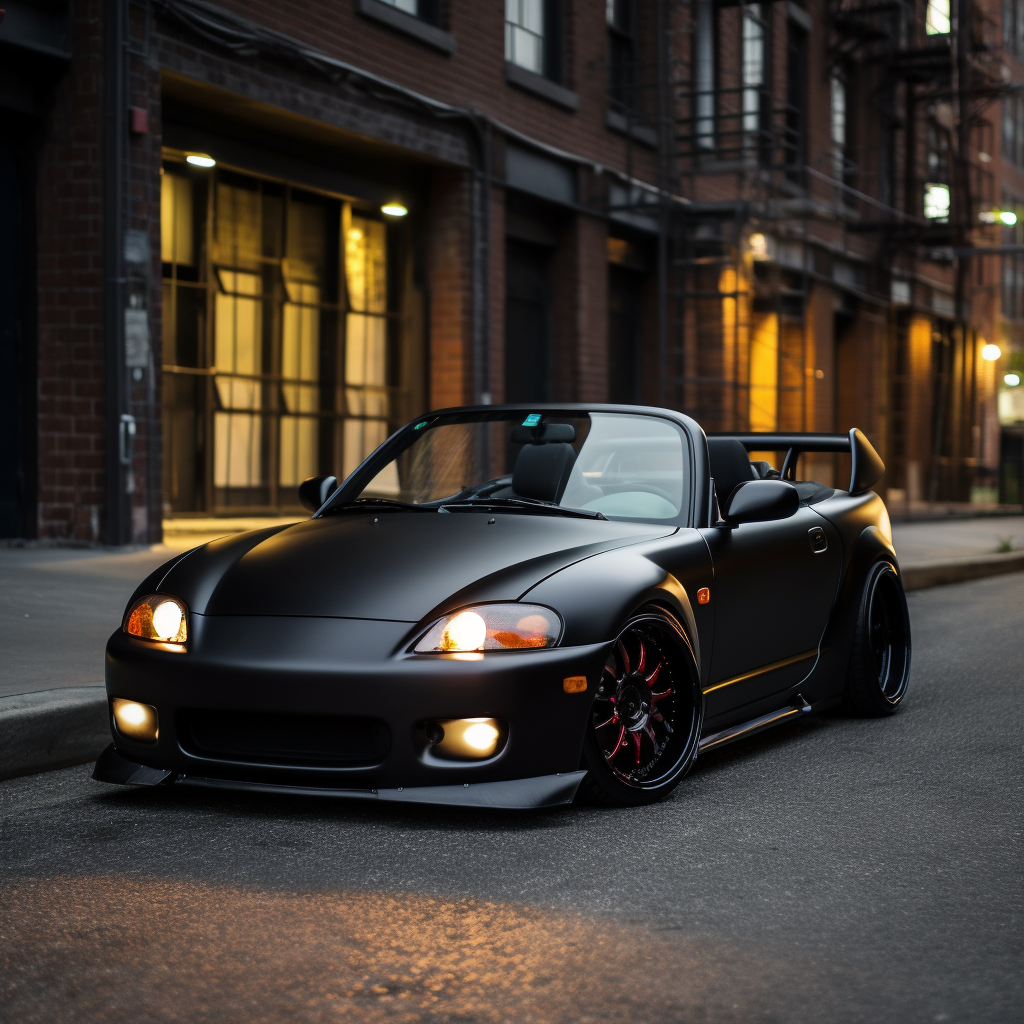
top-left (610, 0), bottom-right (1012, 500)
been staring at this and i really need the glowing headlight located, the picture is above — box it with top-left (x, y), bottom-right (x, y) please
top-left (414, 604), bottom-right (561, 653)
top-left (125, 594), bottom-right (188, 644)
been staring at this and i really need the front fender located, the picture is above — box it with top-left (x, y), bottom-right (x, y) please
top-left (522, 538), bottom-right (714, 688)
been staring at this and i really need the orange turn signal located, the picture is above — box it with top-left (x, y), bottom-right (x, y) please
top-left (563, 676), bottom-right (587, 693)
top-left (697, 587), bottom-right (710, 605)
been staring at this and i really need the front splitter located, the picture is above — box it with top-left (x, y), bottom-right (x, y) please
top-left (92, 744), bottom-right (585, 809)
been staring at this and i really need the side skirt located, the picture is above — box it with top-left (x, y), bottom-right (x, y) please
top-left (698, 694), bottom-right (839, 752)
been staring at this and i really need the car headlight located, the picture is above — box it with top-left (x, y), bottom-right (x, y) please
top-left (414, 604), bottom-right (561, 653)
top-left (125, 594), bottom-right (188, 644)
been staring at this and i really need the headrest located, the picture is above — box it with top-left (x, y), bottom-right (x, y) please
top-left (512, 443), bottom-right (577, 503)
top-left (707, 437), bottom-right (756, 505)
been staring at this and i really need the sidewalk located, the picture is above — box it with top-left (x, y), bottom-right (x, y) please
top-left (2, 513), bottom-right (1023, 780)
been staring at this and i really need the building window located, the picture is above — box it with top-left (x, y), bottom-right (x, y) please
top-left (607, 0), bottom-right (636, 117)
top-left (923, 182), bottom-right (950, 221)
top-left (830, 73), bottom-right (846, 178)
top-left (742, 4), bottom-right (766, 156)
top-left (375, 0), bottom-right (440, 22)
top-left (784, 20), bottom-right (808, 180)
top-left (695, 0), bottom-right (716, 150)
top-left (161, 161), bottom-right (417, 514)
top-left (926, 0), bottom-right (951, 35)
top-left (1004, 0), bottom-right (1024, 56)
top-left (506, 0), bottom-right (545, 75)
top-left (1004, 95), bottom-right (1024, 170)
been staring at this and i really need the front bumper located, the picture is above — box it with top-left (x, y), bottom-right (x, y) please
top-left (100, 614), bottom-right (607, 799)
top-left (92, 745), bottom-right (587, 809)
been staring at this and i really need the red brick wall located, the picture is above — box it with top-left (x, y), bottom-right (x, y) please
top-left (35, 0), bottom-right (106, 542)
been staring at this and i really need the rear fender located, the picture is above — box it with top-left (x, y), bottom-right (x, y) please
top-left (802, 523), bottom-right (898, 702)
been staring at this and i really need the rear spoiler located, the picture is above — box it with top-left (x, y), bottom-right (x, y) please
top-left (708, 428), bottom-right (885, 496)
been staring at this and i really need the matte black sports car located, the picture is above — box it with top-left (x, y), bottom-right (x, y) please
top-left (94, 405), bottom-right (911, 808)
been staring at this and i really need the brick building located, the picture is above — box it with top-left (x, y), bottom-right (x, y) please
top-left (1, 0), bottom-right (1022, 544)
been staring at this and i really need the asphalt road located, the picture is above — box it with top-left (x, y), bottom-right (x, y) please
top-left (2, 574), bottom-right (1022, 1024)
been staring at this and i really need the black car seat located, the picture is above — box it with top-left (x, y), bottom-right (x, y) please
top-left (706, 437), bottom-right (756, 508)
top-left (513, 443), bottom-right (578, 503)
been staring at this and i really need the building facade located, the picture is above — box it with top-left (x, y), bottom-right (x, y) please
top-left (1, 0), bottom-right (1021, 543)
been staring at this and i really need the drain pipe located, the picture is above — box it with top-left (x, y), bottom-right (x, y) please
top-left (103, 0), bottom-right (127, 544)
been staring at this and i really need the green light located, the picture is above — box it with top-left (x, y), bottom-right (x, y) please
top-left (999, 211), bottom-right (1018, 226)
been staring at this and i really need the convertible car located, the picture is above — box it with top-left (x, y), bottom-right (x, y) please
top-left (94, 404), bottom-right (911, 808)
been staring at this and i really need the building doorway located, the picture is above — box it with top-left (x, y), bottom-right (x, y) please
top-left (504, 238), bottom-right (552, 403)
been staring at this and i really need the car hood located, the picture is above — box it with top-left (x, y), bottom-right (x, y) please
top-left (160, 513), bottom-right (675, 622)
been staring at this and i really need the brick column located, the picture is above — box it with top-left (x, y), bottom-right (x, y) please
top-left (427, 168), bottom-right (473, 410)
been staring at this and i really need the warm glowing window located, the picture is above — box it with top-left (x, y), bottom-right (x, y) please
top-left (160, 159), bottom-right (422, 515)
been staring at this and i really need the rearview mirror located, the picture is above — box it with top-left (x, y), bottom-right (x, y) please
top-left (721, 479), bottom-right (799, 526)
top-left (299, 475), bottom-right (338, 512)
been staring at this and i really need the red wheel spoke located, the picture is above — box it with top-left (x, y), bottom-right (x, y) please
top-left (617, 640), bottom-right (631, 675)
top-left (632, 732), bottom-right (642, 764)
top-left (595, 714), bottom-right (618, 729)
top-left (645, 661), bottom-right (662, 686)
top-left (644, 723), bottom-right (658, 748)
top-left (636, 641), bottom-right (647, 675)
top-left (651, 687), bottom-right (673, 704)
top-left (605, 725), bottom-right (628, 762)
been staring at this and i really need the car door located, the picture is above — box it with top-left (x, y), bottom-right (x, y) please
top-left (698, 506), bottom-right (842, 717)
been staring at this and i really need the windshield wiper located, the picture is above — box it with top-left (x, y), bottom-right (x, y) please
top-left (323, 498), bottom-right (436, 515)
top-left (439, 497), bottom-right (607, 520)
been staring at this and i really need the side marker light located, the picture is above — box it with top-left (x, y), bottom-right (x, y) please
top-left (698, 587), bottom-right (711, 605)
top-left (563, 676), bottom-right (587, 693)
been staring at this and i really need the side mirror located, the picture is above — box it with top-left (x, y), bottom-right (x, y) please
top-left (721, 479), bottom-right (799, 526)
top-left (298, 475), bottom-right (338, 512)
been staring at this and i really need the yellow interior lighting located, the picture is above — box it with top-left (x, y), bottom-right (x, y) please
top-left (112, 698), bottom-right (159, 743)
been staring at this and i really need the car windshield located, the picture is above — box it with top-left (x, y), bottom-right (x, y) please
top-left (329, 410), bottom-right (690, 522)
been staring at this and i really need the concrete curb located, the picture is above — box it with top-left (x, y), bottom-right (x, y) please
top-left (902, 551), bottom-right (1024, 591)
top-left (2, 550), bottom-right (1024, 785)
top-left (0, 687), bottom-right (109, 782)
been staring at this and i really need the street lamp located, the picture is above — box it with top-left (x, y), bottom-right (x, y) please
top-left (1005, 373), bottom-right (1021, 387)
top-left (981, 343), bottom-right (1001, 361)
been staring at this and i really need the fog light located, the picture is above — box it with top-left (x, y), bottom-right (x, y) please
top-left (112, 698), bottom-right (159, 743)
top-left (428, 718), bottom-right (505, 761)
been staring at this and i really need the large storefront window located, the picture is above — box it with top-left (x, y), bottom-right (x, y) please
top-left (160, 160), bottom-right (421, 514)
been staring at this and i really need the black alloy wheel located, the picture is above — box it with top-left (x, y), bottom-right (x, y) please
top-left (843, 561), bottom-right (912, 716)
top-left (578, 607), bottom-right (703, 806)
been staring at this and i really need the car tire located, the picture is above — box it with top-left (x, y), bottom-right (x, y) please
top-left (842, 561), bottom-right (912, 717)
top-left (577, 606), bottom-right (704, 807)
